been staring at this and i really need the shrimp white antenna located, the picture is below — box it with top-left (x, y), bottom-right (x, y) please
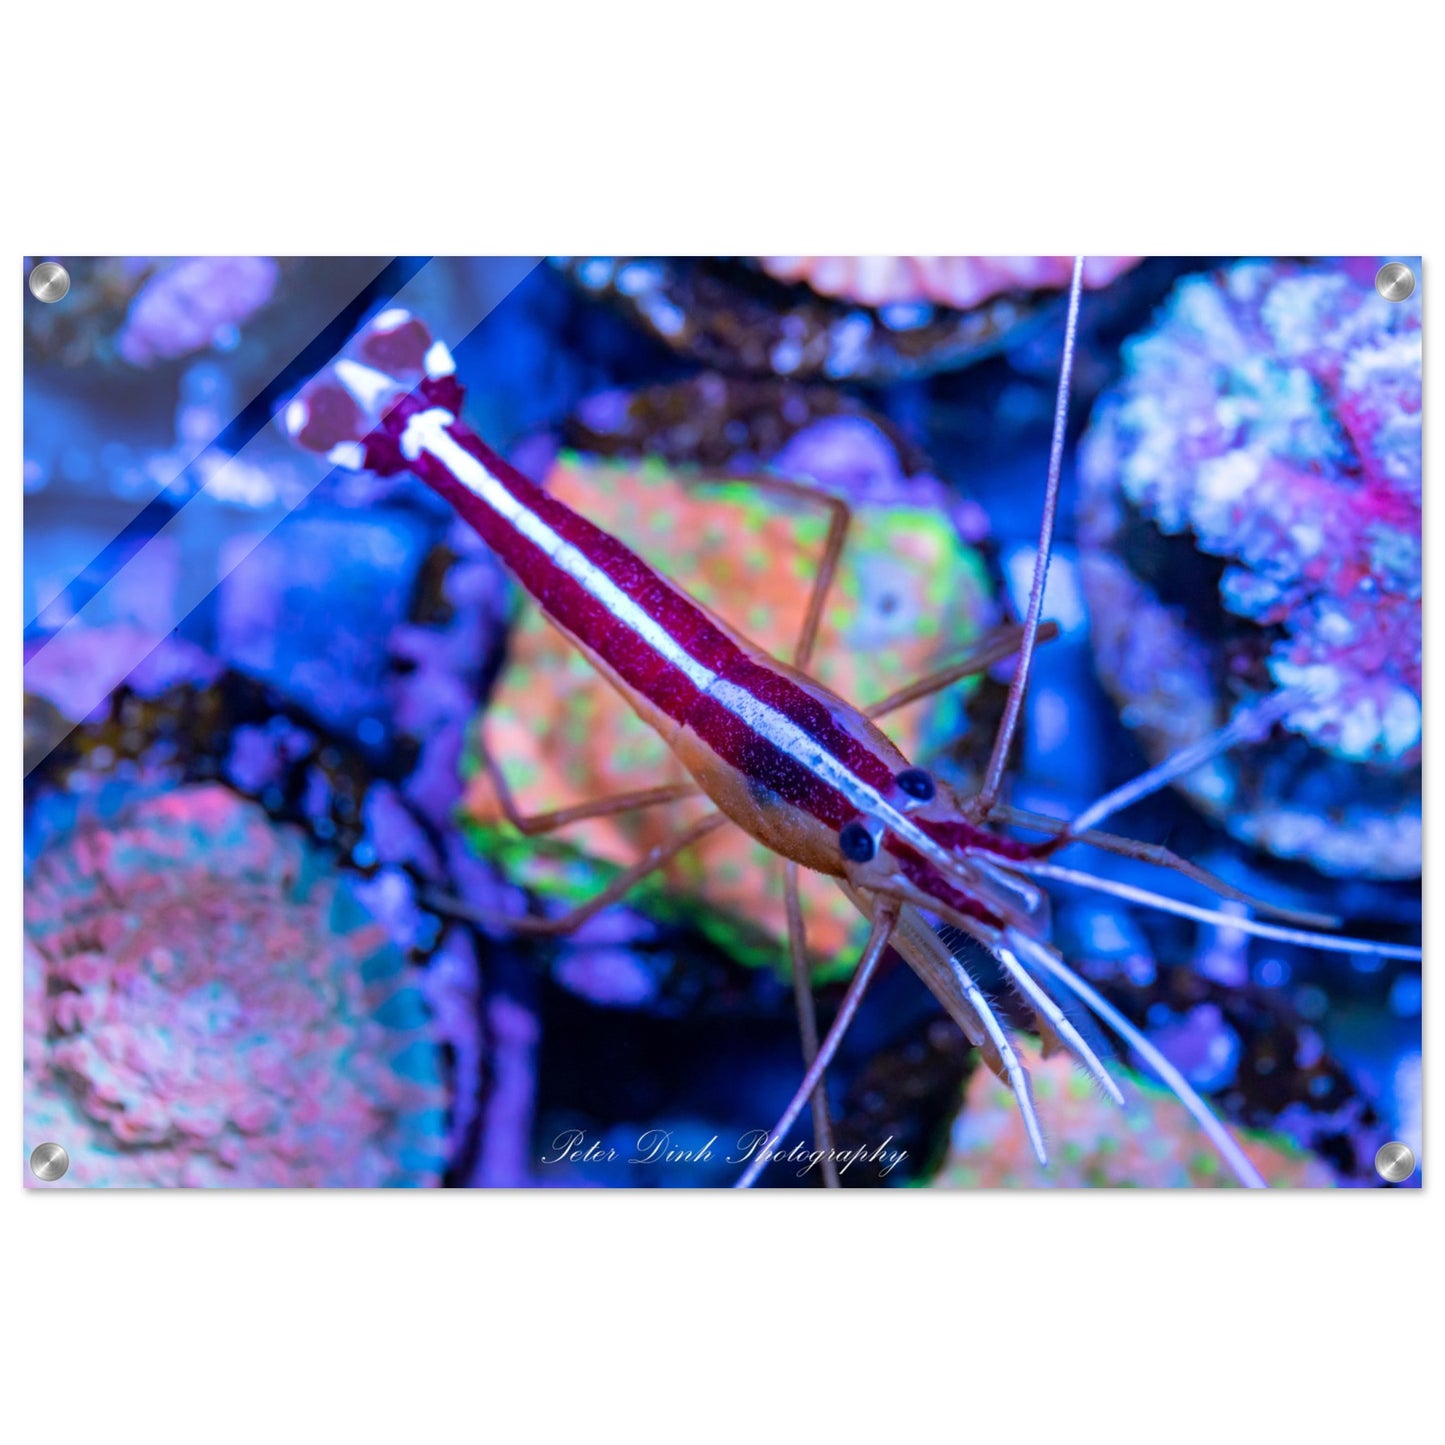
top-left (997, 935), bottom-right (1125, 1107)
top-left (1013, 934), bottom-right (1269, 1188)
top-left (1068, 690), bottom-right (1300, 836)
top-left (978, 254), bottom-right (1085, 811)
top-left (1019, 862), bottom-right (1423, 961)
top-left (945, 952), bottom-right (1048, 1165)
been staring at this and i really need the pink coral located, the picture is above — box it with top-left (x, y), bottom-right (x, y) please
top-left (759, 256), bottom-right (1140, 311)
top-left (24, 784), bottom-right (446, 1187)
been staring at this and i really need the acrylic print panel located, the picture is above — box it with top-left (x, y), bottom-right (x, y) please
top-left (22, 256), bottom-right (1422, 1190)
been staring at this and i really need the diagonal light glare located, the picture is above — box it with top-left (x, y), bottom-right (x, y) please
top-left (24, 256), bottom-right (398, 631)
top-left (23, 256), bottom-right (542, 777)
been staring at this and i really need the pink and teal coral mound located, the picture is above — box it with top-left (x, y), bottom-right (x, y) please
top-left (24, 783), bottom-right (447, 1187)
top-left (1078, 259), bottom-right (1421, 876)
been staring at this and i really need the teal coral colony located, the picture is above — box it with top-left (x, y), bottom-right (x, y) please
top-left (24, 781), bottom-right (447, 1187)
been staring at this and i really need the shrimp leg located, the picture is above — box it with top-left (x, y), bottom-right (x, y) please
top-left (678, 469), bottom-right (853, 674)
top-left (864, 621), bottom-right (1060, 721)
top-left (736, 894), bottom-right (901, 1188)
top-left (427, 812), bottom-right (729, 935)
top-left (784, 860), bottom-right (841, 1188)
top-left (474, 728), bottom-right (700, 836)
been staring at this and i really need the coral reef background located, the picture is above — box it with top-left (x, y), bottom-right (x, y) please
top-left (23, 256), bottom-right (1421, 1188)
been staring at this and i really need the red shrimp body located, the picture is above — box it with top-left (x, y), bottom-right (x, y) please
top-left (388, 389), bottom-right (1008, 903)
top-left (285, 315), bottom-right (1026, 928)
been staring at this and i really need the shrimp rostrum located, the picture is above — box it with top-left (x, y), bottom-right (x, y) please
top-left (284, 263), bottom-right (1419, 1190)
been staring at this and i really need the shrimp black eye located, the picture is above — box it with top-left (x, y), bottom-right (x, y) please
top-left (896, 767), bottom-right (935, 802)
top-left (838, 820), bottom-right (876, 863)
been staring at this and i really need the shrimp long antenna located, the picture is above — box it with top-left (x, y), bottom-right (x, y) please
top-left (1018, 862), bottom-right (1423, 962)
top-left (1008, 929), bottom-right (1268, 1189)
top-left (978, 254), bottom-right (1086, 813)
top-left (1067, 690), bottom-right (1298, 837)
top-left (991, 802), bottom-right (1341, 930)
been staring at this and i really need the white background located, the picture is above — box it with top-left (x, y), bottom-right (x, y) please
top-left (3, 4), bottom-right (1439, 1441)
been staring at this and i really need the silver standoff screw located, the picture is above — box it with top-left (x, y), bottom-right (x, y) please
top-left (1375, 262), bottom-right (1416, 302)
top-left (1374, 1140), bottom-right (1416, 1184)
top-left (28, 261), bottom-right (71, 304)
top-left (29, 1142), bottom-right (71, 1182)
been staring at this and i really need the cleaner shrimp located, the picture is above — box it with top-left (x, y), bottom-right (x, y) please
top-left (283, 258), bottom-right (1420, 1189)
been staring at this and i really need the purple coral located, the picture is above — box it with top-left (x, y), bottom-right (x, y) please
top-left (24, 784), bottom-right (447, 1187)
top-left (117, 257), bottom-right (280, 366)
top-left (25, 626), bottom-right (221, 727)
top-left (1078, 259), bottom-right (1421, 877)
top-left (771, 414), bottom-right (992, 545)
top-left (388, 517), bottom-right (511, 830)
